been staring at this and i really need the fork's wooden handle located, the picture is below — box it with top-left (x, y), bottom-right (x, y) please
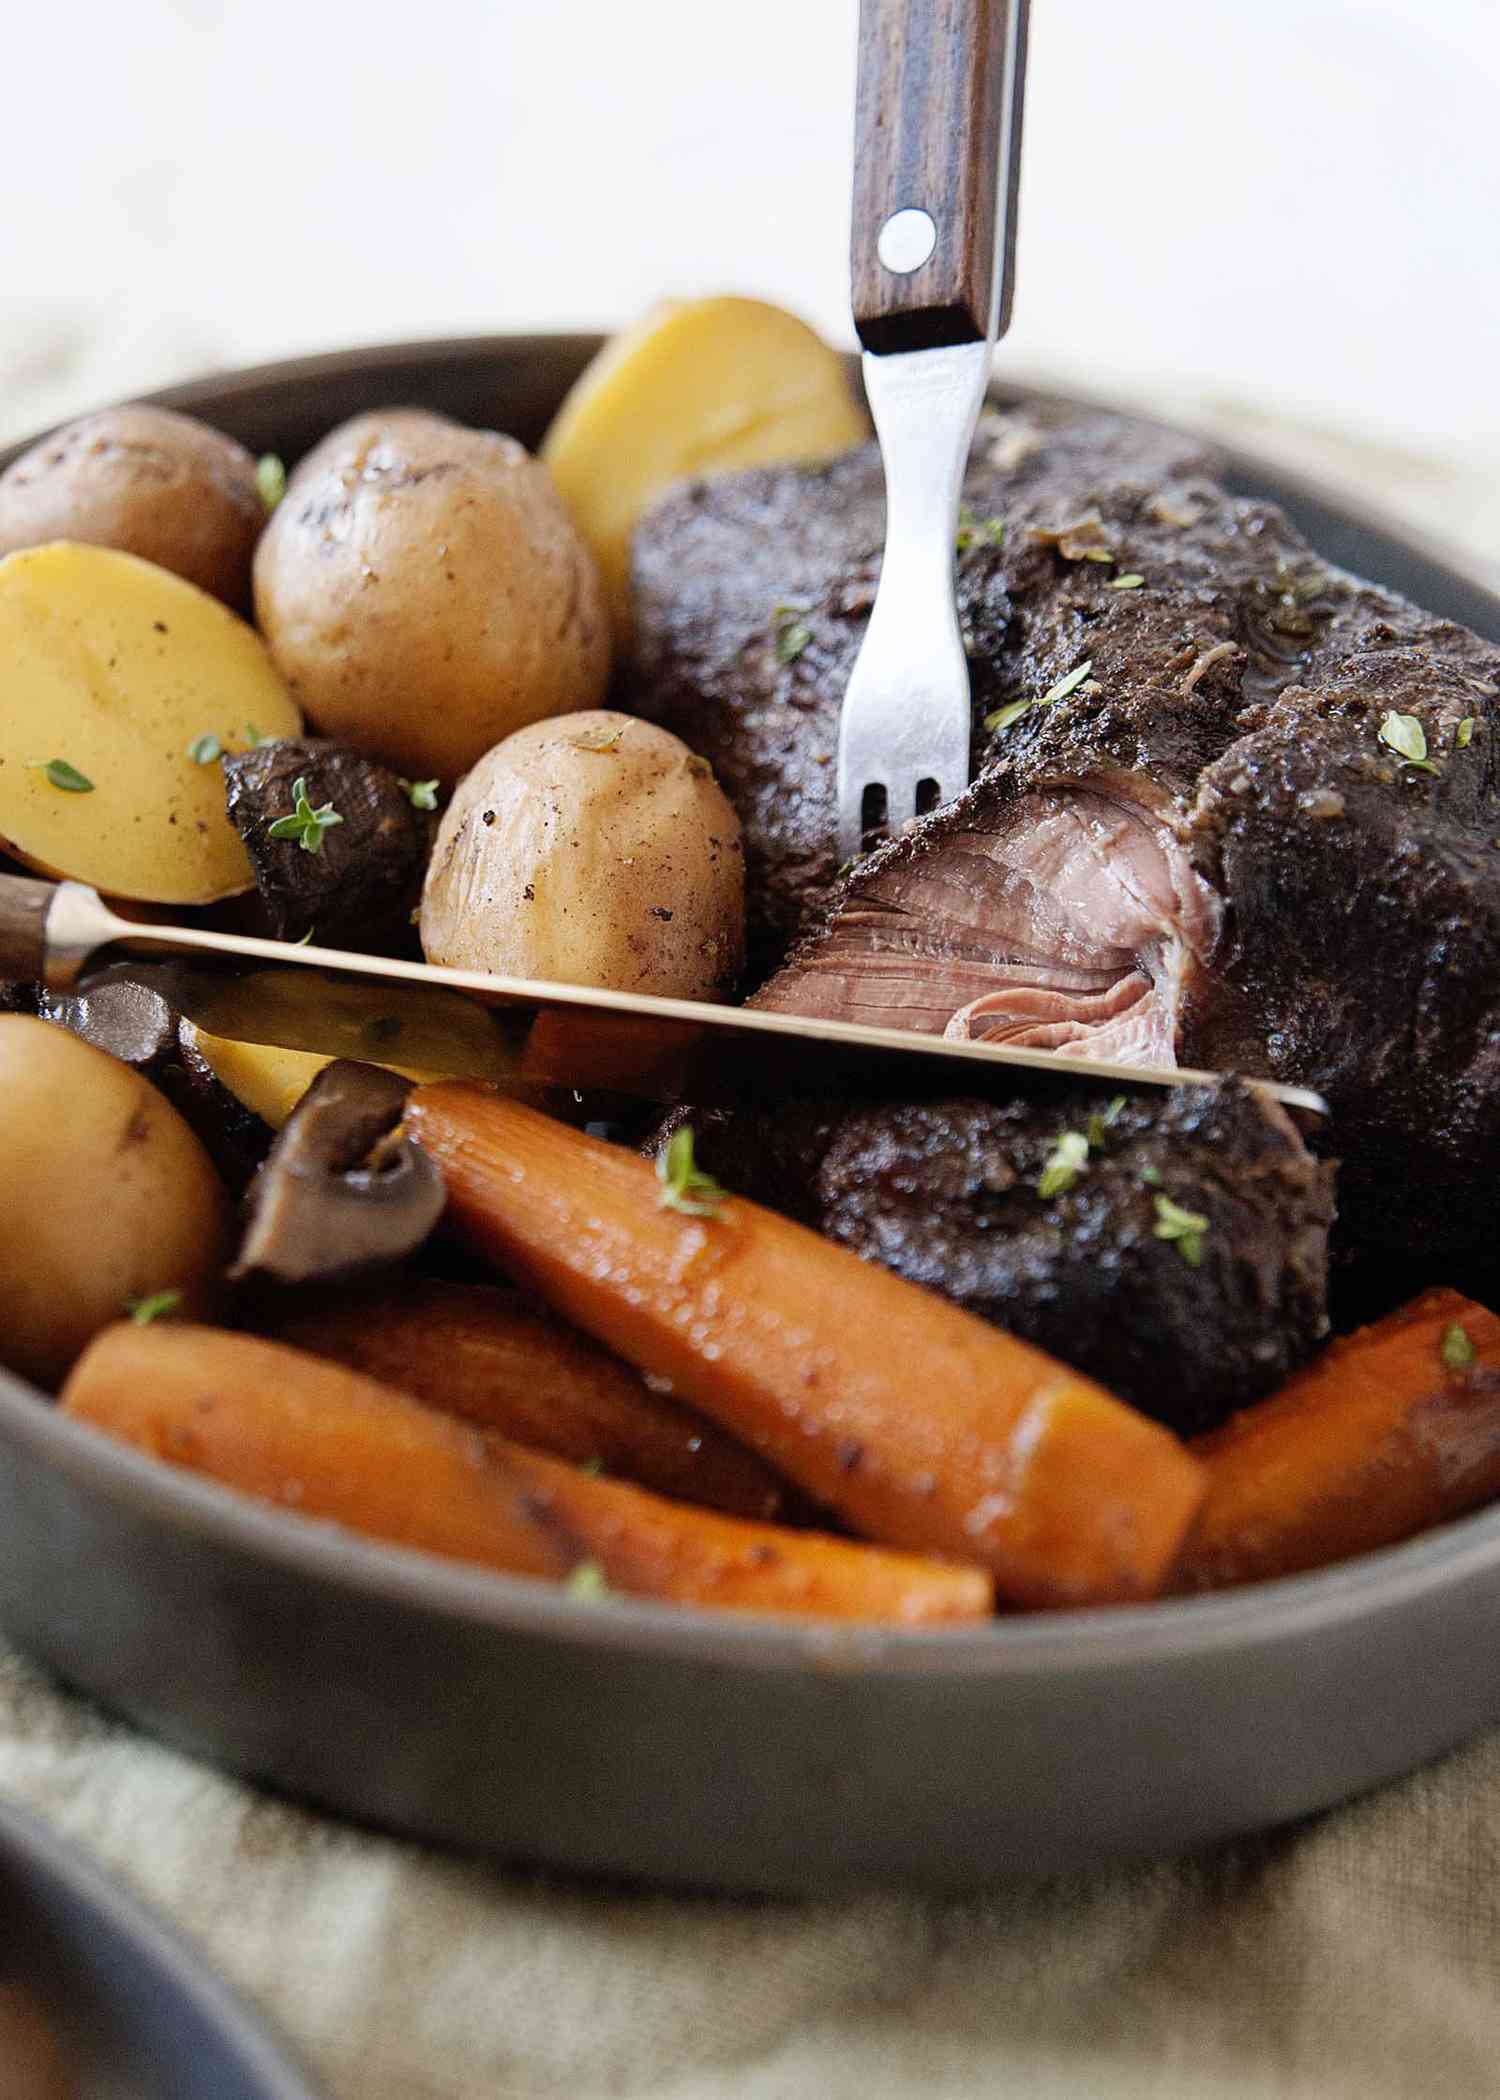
top-left (851, 0), bottom-right (1029, 357)
top-left (0, 875), bottom-right (57, 981)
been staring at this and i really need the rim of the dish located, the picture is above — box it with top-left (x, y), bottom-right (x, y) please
top-left (0, 1792), bottom-right (322, 2098)
top-left (3, 332), bottom-right (1499, 1685)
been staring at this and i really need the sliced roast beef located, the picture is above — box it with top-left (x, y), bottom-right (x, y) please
top-left (679, 1077), bottom-right (1334, 1435)
top-left (634, 401), bottom-right (1500, 1260)
top-left (631, 404), bottom-right (1221, 977)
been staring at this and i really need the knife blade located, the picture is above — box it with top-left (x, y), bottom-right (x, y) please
top-left (3, 875), bottom-right (1326, 1115)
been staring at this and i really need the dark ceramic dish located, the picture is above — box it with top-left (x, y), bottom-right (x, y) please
top-left (1, 337), bottom-right (1498, 1896)
top-left (0, 1792), bottom-right (320, 2097)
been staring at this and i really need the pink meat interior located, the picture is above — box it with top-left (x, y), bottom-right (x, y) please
top-left (756, 785), bottom-right (1219, 1065)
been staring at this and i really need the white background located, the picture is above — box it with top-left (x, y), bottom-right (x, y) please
top-left (0, 0), bottom-right (1497, 555)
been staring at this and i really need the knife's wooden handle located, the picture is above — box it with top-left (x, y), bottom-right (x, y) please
top-left (851, 0), bottom-right (1029, 356)
top-left (0, 875), bottom-right (57, 983)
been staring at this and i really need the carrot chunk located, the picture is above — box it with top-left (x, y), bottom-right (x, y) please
top-left (61, 1324), bottom-right (992, 1624)
top-left (403, 1086), bottom-right (1206, 1607)
top-left (1178, 1287), bottom-right (1500, 1589)
top-left (270, 1278), bottom-right (798, 1522)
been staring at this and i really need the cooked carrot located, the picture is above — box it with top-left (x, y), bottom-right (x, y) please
top-left (1177, 1288), bottom-right (1500, 1590)
top-left (60, 1324), bottom-right (993, 1624)
top-left (268, 1279), bottom-right (799, 1523)
top-left (402, 1085), bottom-right (1207, 1608)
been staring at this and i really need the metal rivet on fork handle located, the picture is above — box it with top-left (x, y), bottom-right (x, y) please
top-left (877, 207), bottom-right (938, 274)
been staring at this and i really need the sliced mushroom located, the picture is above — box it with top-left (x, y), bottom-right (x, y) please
top-left (231, 1060), bottom-right (445, 1284)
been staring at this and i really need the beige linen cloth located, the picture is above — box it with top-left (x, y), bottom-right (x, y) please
top-left (6, 1632), bottom-right (1500, 2100)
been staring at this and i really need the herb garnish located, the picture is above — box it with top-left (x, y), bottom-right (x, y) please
top-left (1037, 1130), bottom-right (1090, 1199)
top-left (984, 696), bottom-right (1036, 735)
top-left (773, 604), bottom-right (813, 664)
top-left (125, 1288), bottom-right (182, 1325)
top-left (1040, 660), bottom-right (1094, 707)
top-left (957, 505), bottom-right (1006, 553)
top-left (267, 775), bottom-right (343, 855)
top-left (571, 723), bottom-right (625, 752)
top-left (398, 777), bottom-right (440, 809)
top-left (1086, 1095), bottom-right (1127, 1148)
top-left (256, 454), bottom-right (287, 511)
top-left (1109, 573), bottom-right (1146, 591)
top-left (985, 658), bottom-right (1095, 737)
top-left (580, 1456), bottom-right (605, 1478)
top-left (565, 1560), bottom-right (610, 1601)
top-left (1152, 1193), bottom-right (1209, 1267)
top-left (1379, 712), bottom-right (1439, 774)
top-left (186, 732), bottom-right (223, 765)
top-left (656, 1126), bottom-right (728, 1218)
top-left (1441, 1322), bottom-right (1476, 1372)
top-left (1458, 718), bottom-right (1477, 749)
top-left (32, 758), bottom-right (94, 793)
top-left (1035, 1095), bottom-right (1129, 1199)
top-left (245, 721), bottom-right (279, 747)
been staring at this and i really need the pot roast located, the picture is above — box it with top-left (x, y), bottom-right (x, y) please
top-left (632, 403), bottom-right (1500, 1267)
top-left (678, 1077), bottom-right (1336, 1436)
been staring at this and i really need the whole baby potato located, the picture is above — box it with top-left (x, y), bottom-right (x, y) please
top-left (420, 711), bottom-right (744, 998)
top-left (0, 404), bottom-right (265, 609)
top-left (0, 1017), bottom-right (230, 1388)
top-left (254, 410), bottom-right (610, 782)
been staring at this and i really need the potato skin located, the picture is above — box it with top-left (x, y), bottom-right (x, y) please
top-left (0, 1016), bottom-right (230, 1388)
top-left (0, 405), bottom-right (264, 610)
top-left (420, 711), bottom-right (745, 997)
top-left (253, 410), bottom-right (610, 782)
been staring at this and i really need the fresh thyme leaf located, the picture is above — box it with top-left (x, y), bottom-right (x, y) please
top-left (245, 721), bottom-right (278, 747)
top-left (1037, 1130), bottom-right (1090, 1199)
top-left (1140, 1165), bottom-right (1162, 1186)
top-left (773, 607), bottom-right (812, 664)
top-left (579, 1457), bottom-right (605, 1478)
top-left (1458, 717), bottom-right (1476, 748)
top-left (292, 927), bottom-right (315, 945)
top-left (398, 776), bottom-right (440, 809)
top-left (565, 1560), bottom-right (610, 1600)
top-left (1109, 573), bottom-right (1146, 590)
top-left (125, 1287), bottom-right (182, 1325)
top-left (33, 758), bottom-right (94, 793)
top-left (571, 723), bottom-right (625, 752)
top-left (1441, 1322), bottom-right (1477, 1371)
top-left (1040, 659), bottom-right (1094, 708)
top-left (686, 754), bottom-right (714, 779)
top-left (256, 454), bottom-right (287, 511)
top-left (656, 1126), bottom-right (728, 1218)
top-left (984, 696), bottom-right (1034, 735)
top-left (957, 505), bottom-right (1006, 553)
top-left (266, 775), bottom-right (343, 855)
top-left (1152, 1193), bottom-right (1209, 1267)
top-left (1086, 1094), bottom-right (1128, 1148)
top-left (1379, 711), bottom-right (1435, 769)
top-left (186, 732), bottom-right (223, 766)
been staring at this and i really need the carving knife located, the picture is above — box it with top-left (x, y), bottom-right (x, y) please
top-left (0, 874), bottom-right (1326, 1114)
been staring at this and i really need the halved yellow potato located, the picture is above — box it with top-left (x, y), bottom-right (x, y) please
top-left (540, 296), bottom-right (868, 640)
top-left (181, 966), bottom-right (518, 1127)
top-left (0, 541), bottom-right (301, 903)
top-left (183, 1024), bottom-right (446, 1130)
